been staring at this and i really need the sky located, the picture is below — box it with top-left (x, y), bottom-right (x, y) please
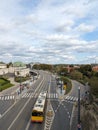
top-left (0, 0), bottom-right (98, 64)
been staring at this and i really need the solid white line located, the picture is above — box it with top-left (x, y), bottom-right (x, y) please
top-left (25, 118), bottom-right (31, 130)
top-left (70, 105), bottom-right (75, 130)
top-left (8, 96), bottom-right (32, 130)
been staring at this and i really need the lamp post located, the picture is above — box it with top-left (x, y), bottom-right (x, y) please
top-left (19, 64), bottom-right (22, 94)
top-left (77, 87), bottom-right (81, 130)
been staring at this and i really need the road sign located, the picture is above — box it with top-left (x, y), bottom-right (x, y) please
top-left (63, 85), bottom-right (66, 90)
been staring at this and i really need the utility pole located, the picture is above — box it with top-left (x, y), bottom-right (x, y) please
top-left (77, 87), bottom-right (81, 130)
top-left (20, 64), bottom-right (22, 94)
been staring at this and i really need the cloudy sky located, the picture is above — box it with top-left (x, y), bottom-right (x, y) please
top-left (0, 0), bottom-right (98, 64)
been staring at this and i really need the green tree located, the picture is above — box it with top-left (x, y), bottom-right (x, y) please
top-left (70, 70), bottom-right (83, 80)
top-left (78, 64), bottom-right (92, 77)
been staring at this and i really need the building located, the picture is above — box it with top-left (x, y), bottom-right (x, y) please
top-left (14, 68), bottom-right (30, 77)
top-left (92, 66), bottom-right (98, 72)
top-left (0, 63), bottom-right (6, 69)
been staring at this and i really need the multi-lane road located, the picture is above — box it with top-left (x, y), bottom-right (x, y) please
top-left (0, 71), bottom-right (86, 130)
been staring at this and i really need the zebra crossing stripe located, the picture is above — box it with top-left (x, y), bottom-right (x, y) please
top-left (53, 94), bottom-right (55, 98)
top-left (5, 96), bottom-right (8, 100)
top-left (67, 96), bottom-right (70, 100)
top-left (65, 96), bottom-right (69, 99)
top-left (10, 96), bottom-right (13, 99)
top-left (70, 97), bottom-right (74, 100)
top-left (51, 93), bottom-right (53, 98)
top-left (56, 93), bottom-right (58, 98)
top-left (0, 95), bottom-right (15, 100)
top-left (65, 96), bottom-right (79, 102)
top-left (23, 93), bottom-right (27, 98)
top-left (2, 97), bottom-right (4, 100)
top-left (28, 93), bottom-right (31, 97)
top-left (49, 93), bottom-right (51, 98)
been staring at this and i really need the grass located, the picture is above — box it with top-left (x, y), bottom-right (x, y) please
top-left (0, 78), bottom-right (13, 91)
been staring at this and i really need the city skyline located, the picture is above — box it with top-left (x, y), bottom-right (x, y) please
top-left (0, 0), bottom-right (98, 64)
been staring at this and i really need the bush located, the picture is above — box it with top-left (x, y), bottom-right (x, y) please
top-left (70, 70), bottom-right (83, 80)
top-left (60, 76), bottom-right (72, 94)
top-left (14, 76), bottom-right (30, 83)
top-left (88, 77), bottom-right (98, 98)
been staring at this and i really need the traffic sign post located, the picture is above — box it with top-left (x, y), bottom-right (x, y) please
top-left (77, 87), bottom-right (81, 130)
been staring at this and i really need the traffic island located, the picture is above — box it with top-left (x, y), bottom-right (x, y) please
top-left (44, 100), bottom-right (54, 130)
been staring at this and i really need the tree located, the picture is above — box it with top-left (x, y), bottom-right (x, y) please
top-left (70, 70), bottom-right (83, 80)
top-left (6, 62), bottom-right (13, 68)
top-left (78, 65), bottom-right (92, 77)
top-left (58, 67), bottom-right (68, 76)
top-left (94, 72), bottom-right (98, 77)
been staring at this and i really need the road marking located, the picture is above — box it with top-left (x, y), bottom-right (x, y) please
top-left (0, 114), bottom-right (2, 118)
top-left (70, 104), bottom-right (76, 129)
top-left (8, 77), bottom-right (44, 130)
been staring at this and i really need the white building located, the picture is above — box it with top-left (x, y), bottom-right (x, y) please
top-left (14, 68), bottom-right (30, 77)
top-left (0, 64), bottom-right (6, 69)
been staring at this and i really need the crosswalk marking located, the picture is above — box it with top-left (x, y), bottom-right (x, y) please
top-left (47, 93), bottom-right (58, 99)
top-left (65, 96), bottom-right (78, 102)
top-left (21, 93), bottom-right (59, 99)
top-left (0, 95), bottom-right (15, 100)
top-left (0, 93), bottom-right (80, 102)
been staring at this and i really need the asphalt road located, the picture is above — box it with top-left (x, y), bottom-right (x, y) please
top-left (0, 72), bottom-right (86, 130)
top-left (51, 101), bottom-right (73, 130)
top-left (49, 77), bottom-right (86, 130)
top-left (0, 71), bottom-right (50, 130)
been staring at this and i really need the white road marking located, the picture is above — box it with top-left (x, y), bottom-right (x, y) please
top-left (8, 76), bottom-right (44, 130)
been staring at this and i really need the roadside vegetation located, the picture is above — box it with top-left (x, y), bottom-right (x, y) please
top-left (14, 75), bottom-right (30, 83)
top-left (60, 76), bottom-right (72, 94)
top-left (0, 77), bottom-right (13, 91)
top-left (54, 64), bottom-right (98, 130)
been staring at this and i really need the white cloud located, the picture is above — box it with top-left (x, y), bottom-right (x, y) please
top-left (0, 0), bottom-right (98, 64)
top-left (76, 23), bottom-right (96, 33)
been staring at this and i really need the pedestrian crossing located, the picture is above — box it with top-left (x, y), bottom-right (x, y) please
top-left (64, 96), bottom-right (78, 102)
top-left (21, 92), bottom-right (59, 99)
top-left (0, 95), bottom-right (15, 100)
top-left (21, 92), bottom-right (34, 98)
top-left (0, 93), bottom-right (80, 102)
top-left (21, 92), bottom-right (79, 102)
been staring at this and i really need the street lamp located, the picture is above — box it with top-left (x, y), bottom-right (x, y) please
top-left (77, 87), bottom-right (81, 130)
top-left (19, 64), bottom-right (22, 94)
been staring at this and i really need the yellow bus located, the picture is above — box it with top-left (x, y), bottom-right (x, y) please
top-left (31, 91), bottom-right (47, 123)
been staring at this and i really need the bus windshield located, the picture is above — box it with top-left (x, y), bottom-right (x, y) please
top-left (32, 111), bottom-right (43, 116)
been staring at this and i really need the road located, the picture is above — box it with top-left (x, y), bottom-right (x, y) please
top-left (0, 71), bottom-right (86, 130)
top-left (49, 77), bottom-right (86, 130)
top-left (0, 71), bottom-right (50, 130)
